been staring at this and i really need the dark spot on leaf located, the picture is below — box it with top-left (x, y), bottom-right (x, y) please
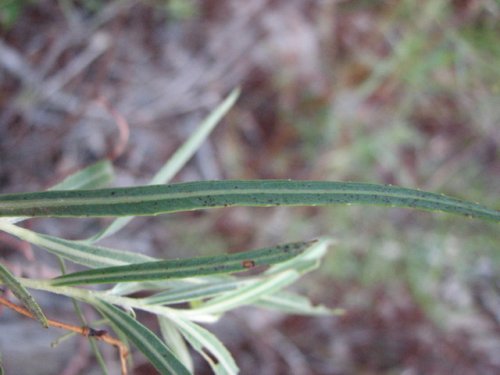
top-left (242, 260), bottom-right (255, 269)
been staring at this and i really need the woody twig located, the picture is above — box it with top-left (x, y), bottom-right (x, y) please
top-left (0, 296), bottom-right (129, 375)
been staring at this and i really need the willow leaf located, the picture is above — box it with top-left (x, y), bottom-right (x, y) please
top-left (255, 291), bottom-right (343, 316)
top-left (49, 160), bottom-right (114, 191)
top-left (95, 300), bottom-right (190, 375)
top-left (182, 239), bottom-right (330, 317)
top-left (168, 315), bottom-right (238, 375)
top-left (149, 88), bottom-right (240, 186)
top-left (183, 270), bottom-right (301, 318)
top-left (263, 236), bottom-right (329, 275)
top-left (52, 241), bottom-right (312, 286)
top-left (0, 180), bottom-right (497, 222)
top-left (143, 279), bottom-right (245, 306)
top-left (158, 317), bottom-right (194, 372)
top-left (0, 221), bottom-right (153, 268)
top-left (5, 160), bottom-right (113, 225)
top-left (0, 262), bottom-right (48, 328)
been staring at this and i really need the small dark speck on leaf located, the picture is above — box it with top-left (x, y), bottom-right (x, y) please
top-left (242, 260), bottom-right (256, 269)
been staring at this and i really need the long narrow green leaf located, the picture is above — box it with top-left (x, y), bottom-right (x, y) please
top-left (143, 279), bottom-right (246, 306)
top-left (0, 180), bottom-right (497, 222)
top-left (131, 238), bottom-right (328, 306)
top-left (52, 241), bottom-right (312, 286)
top-left (158, 317), bottom-right (194, 372)
top-left (168, 315), bottom-right (238, 375)
top-left (150, 88), bottom-right (240, 185)
top-left (94, 300), bottom-right (190, 375)
top-left (5, 160), bottom-right (113, 225)
top-left (184, 270), bottom-right (302, 317)
top-left (255, 292), bottom-right (343, 316)
top-left (0, 221), bottom-right (154, 268)
top-left (182, 239), bottom-right (330, 317)
top-left (141, 240), bottom-right (330, 316)
top-left (49, 160), bottom-right (114, 191)
top-left (110, 280), bottom-right (175, 297)
top-left (0, 263), bottom-right (48, 328)
top-left (88, 337), bottom-right (111, 375)
top-left (89, 88), bottom-right (240, 242)
top-left (262, 237), bottom-right (330, 276)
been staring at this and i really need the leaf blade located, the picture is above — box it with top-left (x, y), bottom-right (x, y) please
top-left (0, 180), bottom-right (497, 222)
top-left (52, 241), bottom-right (312, 286)
top-left (143, 279), bottom-right (245, 306)
top-left (95, 300), bottom-right (190, 375)
top-left (182, 239), bottom-right (330, 317)
top-left (167, 315), bottom-right (239, 375)
top-left (255, 292), bottom-right (344, 316)
top-left (5, 160), bottom-right (113, 225)
top-left (184, 270), bottom-right (302, 317)
top-left (158, 317), bottom-right (194, 372)
top-left (49, 160), bottom-right (114, 191)
top-left (0, 221), bottom-right (154, 268)
top-left (0, 262), bottom-right (48, 328)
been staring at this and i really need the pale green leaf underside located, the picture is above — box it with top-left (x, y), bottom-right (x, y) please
top-left (184, 270), bottom-right (302, 317)
top-left (168, 315), bottom-right (238, 375)
top-left (0, 263), bottom-right (48, 328)
top-left (149, 89), bottom-right (240, 186)
top-left (95, 300), bottom-right (190, 375)
top-left (49, 160), bottom-right (114, 191)
top-left (0, 180), bottom-right (497, 222)
top-left (0, 221), bottom-right (154, 268)
top-left (158, 317), bottom-right (194, 372)
top-left (51, 241), bottom-right (313, 286)
top-left (255, 292), bottom-right (342, 316)
top-left (143, 279), bottom-right (245, 306)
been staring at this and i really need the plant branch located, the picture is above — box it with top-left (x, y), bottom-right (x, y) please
top-left (0, 296), bottom-right (128, 375)
top-left (12, 278), bottom-right (219, 323)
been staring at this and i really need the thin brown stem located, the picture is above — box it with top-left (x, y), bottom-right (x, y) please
top-left (95, 96), bottom-right (130, 161)
top-left (0, 296), bottom-right (129, 375)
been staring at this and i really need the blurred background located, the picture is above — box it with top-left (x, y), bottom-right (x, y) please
top-left (0, 0), bottom-right (499, 374)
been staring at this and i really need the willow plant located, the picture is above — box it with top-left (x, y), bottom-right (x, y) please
top-left (0, 89), bottom-right (498, 375)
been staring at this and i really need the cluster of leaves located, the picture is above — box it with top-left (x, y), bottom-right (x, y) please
top-left (0, 90), bottom-right (498, 374)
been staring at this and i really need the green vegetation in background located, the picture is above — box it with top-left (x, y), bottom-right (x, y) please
top-left (0, 0), bottom-right (31, 28)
